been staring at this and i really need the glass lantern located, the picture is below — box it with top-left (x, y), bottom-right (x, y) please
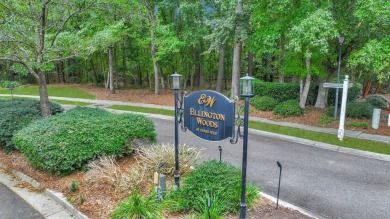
top-left (240, 74), bottom-right (254, 97)
top-left (170, 72), bottom-right (182, 90)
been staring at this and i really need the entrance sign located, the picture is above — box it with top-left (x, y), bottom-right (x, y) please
top-left (184, 90), bottom-right (235, 141)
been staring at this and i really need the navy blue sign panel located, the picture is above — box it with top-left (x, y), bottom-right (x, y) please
top-left (184, 90), bottom-right (235, 141)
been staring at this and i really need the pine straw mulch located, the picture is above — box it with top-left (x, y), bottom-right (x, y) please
top-left (0, 148), bottom-right (311, 219)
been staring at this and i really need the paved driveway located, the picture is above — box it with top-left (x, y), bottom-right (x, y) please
top-left (152, 117), bottom-right (390, 219)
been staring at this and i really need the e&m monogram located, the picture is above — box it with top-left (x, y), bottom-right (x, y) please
top-left (198, 94), bottom-right (216, 107)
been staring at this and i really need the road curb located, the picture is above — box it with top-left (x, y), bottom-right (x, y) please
top-left (260, 192), bottom-right (325, 219)
top-left (0, 162), bottom-right (88, 219)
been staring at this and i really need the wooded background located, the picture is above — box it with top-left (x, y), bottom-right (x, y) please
top-left (0, 0), bottom-right (389, 116)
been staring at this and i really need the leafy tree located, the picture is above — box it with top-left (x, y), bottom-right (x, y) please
top-left (0, 0), bottom-right (97, 117)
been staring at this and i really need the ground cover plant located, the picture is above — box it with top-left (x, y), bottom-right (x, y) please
top-left (273, 100), bottom-right (304, 117)
top-left (13, 107), bottom-right (156, 176)
top-left (0, 99), bottom-right (63, 152)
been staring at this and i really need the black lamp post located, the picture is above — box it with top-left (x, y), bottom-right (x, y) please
top-left (239, 74), bottom-right (254, 219)
top-left (170, 72), bottom-right (182, 189)
top-left (334, 36), bottom-right (345, 119)
top-left (8, 84), bottom-right (14, 100)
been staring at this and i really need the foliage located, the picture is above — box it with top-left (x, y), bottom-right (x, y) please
top-left (319, 116), bottom-right (334, 126)
top-left (136, 143), bottom-right (202, 177)
top-left (327, 83), bottom-right (363, 106)
top-left (176, 160), bottom-right (259, 214)
top-left (0, 99), bottom-right (63, 152)
top-left (70, 180), bottom-right (78, 193)
top-left (86, 156), bottom-right (148, 193)
top-left (195, 194), bottom-right (225, 219)
top-left (13, 107), bottom-right (156, 176)
top-left (250, 96), bottom-right (278, 111)
top-left (346, 122), bottom-right (368, 129)
top-left (327, 102), bottom-right (373, 119)
top-left (1, 80), bottom-right (21, 88)
top-left (253, 80), bottom-right (299, 102)
top-left (111, 192), bottom-right (164, 219)
top-left (365, 95), bottom-right (389, 110)
top-left (273, 100), bottom-right (304, 117)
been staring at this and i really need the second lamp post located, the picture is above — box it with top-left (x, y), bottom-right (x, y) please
top-left (239, 74), bottom-right (254, 219)
top-left (170, 72), bottom-right (182, 189)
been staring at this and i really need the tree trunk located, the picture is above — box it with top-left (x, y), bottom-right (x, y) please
top-left (108, 47), bottom-right (115, 94)
top-left (248, 51), bottom-right (254, 77)
top-left (90, 58), bottom-right (98, 86)
top-left (363, 80), bottom-right (372, 98)
top-left (315, 77), bottom-right (328, 108)
top-left (231, 0), bottom-right (243, 99)
top-left (56, 61), bottom-right (65, 83)
top-left (374, 83), bottom-right (381, 94)
top-left (299, 54), bottom-right (311, 108)
top-left (279, 36), bottom-right (286, 83)
top-left (216, 46), bottom-right (225, 93)
top-left (38, 71), bottom-right (51, 117)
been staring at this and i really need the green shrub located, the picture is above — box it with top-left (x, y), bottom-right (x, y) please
top-left (346, 122), bottom-right (368, 129)
top-left (0, 80), bottom-right (21, 88)
top-left (253, 80), bottom-right (300, 103)
top-left (0, 99), bottom-right (63, 152)
top-left (273, 100), bottom-right (304, 117)
top-left (13, 107), bottom-right (156, 176)
top-left (328, 83), bottom-right (363, 106)
top-left (176, 160), bottom-right (259, 214)
top-left (366, 95), bottom-right (389, 110)
top-left (111, 192), bottom-right (163, 219)
top-left (250, 96), bottom-right (279, 111)
top-left (326, 101), bottom-right (373, 119)
top-left (319, 115), bottom-right (334, 125)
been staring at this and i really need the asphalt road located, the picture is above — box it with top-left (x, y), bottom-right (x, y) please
top-left (152, 117), bottom-right (390, 219)
top-left (0, 183), bottom-right (44, 219)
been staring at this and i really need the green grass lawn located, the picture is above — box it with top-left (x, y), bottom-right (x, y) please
top-left (0, 86), bottom-right (95, 99)
top-left (51, 99), bottom-right (92, 106)
top-left (0, 96), bottom-right (91, 106)
top-left (107, 105), bottom-right (174, 117)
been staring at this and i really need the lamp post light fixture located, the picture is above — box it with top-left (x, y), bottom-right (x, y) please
top-left (170, 72), bottom-right (182, 189)
top-left (8, 83), bottom-right (14, 100)
top-left (239, 74), bottom-right (254, 219)
top-left (334, 36), bottom-right (345, 119)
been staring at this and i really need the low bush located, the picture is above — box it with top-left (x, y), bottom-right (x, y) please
top-left (346, 122), bottom-right (368, 129)
top-left (273, 100), bottom-right (304, 117)
top-left (250, 96), bottom-right (279, 111)
top-left (13, 107), bottom-right (156, 176)
top-left (176, 160), bottom-right (259, 214)
top-left (0, 99), bottom-right (63, 152)
top-left (326, 101), bottom-right (373, 119)
top-left (366, 95), bottom-right (389, 110)
top-left (0, 80), bottom-right (21, 88)
top-left (253, 80), bottom-right (300, 103)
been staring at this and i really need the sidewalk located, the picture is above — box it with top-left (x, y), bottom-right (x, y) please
top-left (1, 94), bottom-right (390, 144)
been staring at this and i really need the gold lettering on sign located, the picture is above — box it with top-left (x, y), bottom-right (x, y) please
top-left (198, 94), bottom-right (217, 107)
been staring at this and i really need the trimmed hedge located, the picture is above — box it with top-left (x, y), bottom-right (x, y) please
top-left (327, 101), bottom-right (373, 119)
top-left (253, 80), bottom-right (299, 102)
top-left (13, 107), bottom-right (156, 176)
top-left (273, 100), bottom-right (304, 117)
top-left (250, 96), bottom-right (279, 111)
top-left (0, 99), bottom-right (63, 152)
